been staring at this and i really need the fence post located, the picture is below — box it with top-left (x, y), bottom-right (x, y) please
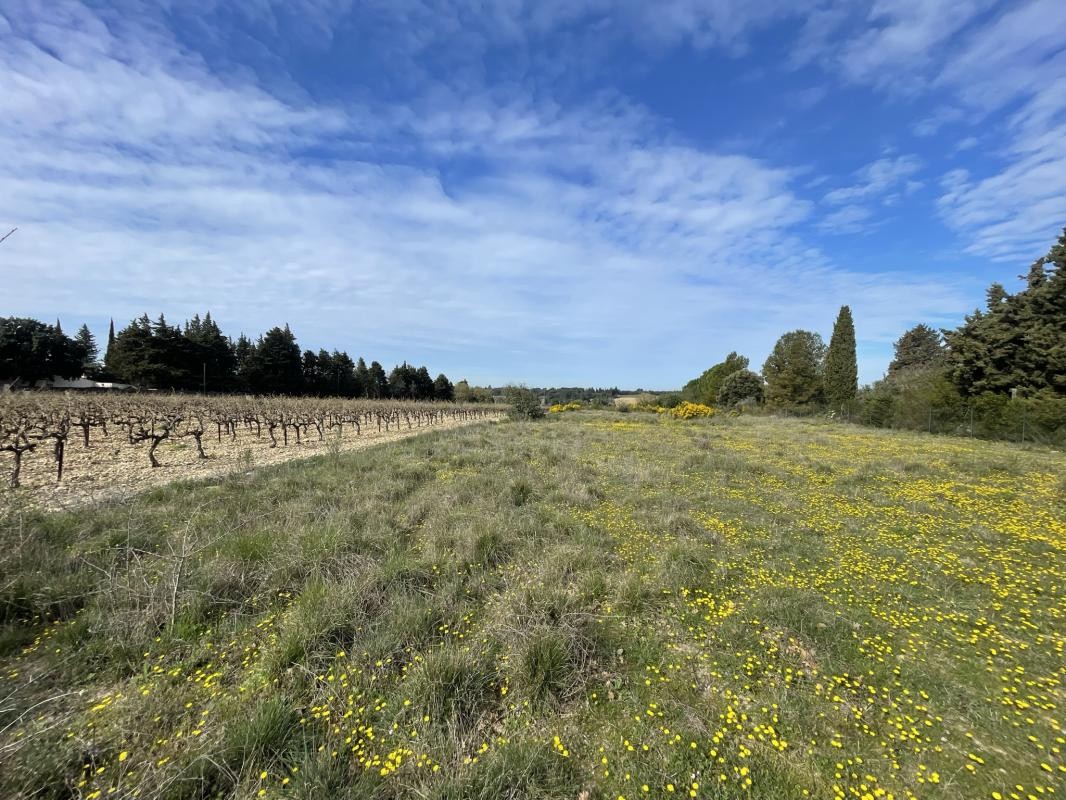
top-left (928, 407), bottom-right (932, 433)
top-left (969, 405), bottom-right (974, 438)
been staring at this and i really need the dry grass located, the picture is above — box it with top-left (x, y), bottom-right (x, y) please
top-left (0, 412), bottom-right (1062, 799)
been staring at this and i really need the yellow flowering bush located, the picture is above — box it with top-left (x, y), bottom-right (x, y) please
top-left (548, 401), bottom-right (584, 413)
top-left (666, 401), bottom-right (715, 419)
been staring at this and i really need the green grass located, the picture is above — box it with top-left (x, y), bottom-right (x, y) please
top-left (0, 413), bottom-right (1063, 799)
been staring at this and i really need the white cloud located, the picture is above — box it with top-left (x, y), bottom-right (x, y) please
top-left (823, 155), bottom-right (923, 206)
top-left (0, 1), bottom-right (971, 386)
top-left (785, 0), bottom-right (1064, 262)
top-left (931, 0), bottom-right (1066, 261)
top-left (818, 205), bottom-right (875, 234)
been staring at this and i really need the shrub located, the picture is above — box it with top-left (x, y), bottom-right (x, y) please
top-left (667, 401), bottom-right (715, 419)
top-left (717, 369), bottom-right (764, 408)
top-left (548, 401), bottom-right (583, 413)
top-left (504, 386), bottom-right (545, 420)
top-left (656, 392), bottom-right (683, 409)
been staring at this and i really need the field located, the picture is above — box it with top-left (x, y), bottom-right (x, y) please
top-left (1, 412), bottom-right (1063, 799)
top-left (0, 394), bottom-right (503, 513)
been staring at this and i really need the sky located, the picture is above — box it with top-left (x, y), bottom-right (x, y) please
top-left (2, 0), bottom-right (1064, 388)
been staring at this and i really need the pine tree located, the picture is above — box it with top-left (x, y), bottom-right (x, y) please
top-left (368, 361), bottom-right (389, 399)
top-left (0, 318), bottom-right (83, 381)
top-left (824, 305), bottom-right (858, 409)
top-left (433, 373), bottom-right (454, 401)
top-left (681, 352), bottom-right (749, 406)
top-left (74, 324), bottom-right (98, 372)
top-left (763, 330), bottom-right (826, 407)
top-left (887, 324), bottom-right (944, 377)
top-left (355, 357), bottom-right (371, 398)
top-left (415, 366), bottom-right (434, 400)
top-left (945, 228), bottom-right (1066, 397)
top-left (234, 334), bottom-right (255, 392)
top-left (246, 325), bottom-right (303, 395)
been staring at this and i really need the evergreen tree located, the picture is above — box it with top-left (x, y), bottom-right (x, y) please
top-left (717, 369), bottom-right (764, 408)
top-left (433, 373), bottom-right (454, 401)
top-left (887, 324), bottom-right (945, 377)
top-left (74, 324), bottom-right (98, 373)
top-left (354, 357), bottom-right (371, 398)
top-left (0, 318), bottom-right (84, 382)
top-left (824, 305), bottom-right (858, 409)
top-left (414, 366), bottom-right (434, 400)
top-left (944, 229), bottom-right (1066, 397)
top-left (105, 315), bottom-right (155, 386)
top-left (234, 334), bottom-right (255, 392)
top-left (367, 361), bottom-right (389, 399)
top-left (681, 352), bottom-right (749, 406)
top-left (244, 325), bottom-right (303, 395)
top-left (105, 318), bottom-right (116, 363)
top-left (151, 314), bottom-right (197, 389)
top-left (184, 312), bottom-right (236, 392)
top-left (762, 330), bottom-right (826, 407)
top-left (302, 350), bottom-right (326, 395)
top-left (388, 362), bottom-right (418, 398)
top-left (329, 351), bottom-right (358, 397)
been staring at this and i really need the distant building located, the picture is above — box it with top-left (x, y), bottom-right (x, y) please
top-left (1, 375), bottom-right (137, 392)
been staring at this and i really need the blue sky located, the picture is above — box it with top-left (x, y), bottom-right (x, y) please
top-left (2, 0), bottom-right (1064, 387)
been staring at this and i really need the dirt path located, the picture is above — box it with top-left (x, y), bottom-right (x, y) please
top-left (1, 414), bottom-right (502, 514)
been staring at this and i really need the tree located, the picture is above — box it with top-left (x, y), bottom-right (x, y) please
top-left (414, 366), bottom-right (435, 400)
top-left (328, 351), bottom-right (359, 397)
top-left (762, 330), bottom-right (826, 407)
top-left (944, 228), bottom-right (1066, 397)
top-left (433, 373), bottom-right (454, 401)
top-left (234, 334), bottom-right (255, 392)
top-left (302, 350), bottom-right (326, 395)
top-left (717, 370), bottom-right (764, 408)
top-left (0, 318), bottom-right (84, 382)
top-left (242, 325), bottom-right (303, 395)
top-left (105, 315), bottom-right (156, 387)
top-left (74, 324), bottom-right (98, 373)
top-left (682, 352), bottom-right (749, 406)
top-left (367, 361), bottom-right (389, 399)
top-left (824, 305), bottom-right (858, 409)
top-left (454, 379), bottom-right (475, 402)
top-left (887, 324), bottom-right (945, 377)
top-left (355, 357), bottom-right (371, 398)
top-left (185, 312), bottom-right (236, 392)
top-left (388, 362), bottom-right (415, 398)
top-left (504, 385), bottom-right (544, 419)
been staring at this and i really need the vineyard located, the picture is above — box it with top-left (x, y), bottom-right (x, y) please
top-left (0, 393), bottom-right (504, 511)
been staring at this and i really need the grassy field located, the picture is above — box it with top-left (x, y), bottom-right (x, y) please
top-left (1, 413), bottom-right (1063, 799)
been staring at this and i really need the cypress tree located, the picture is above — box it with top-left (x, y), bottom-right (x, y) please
top-left (824, 305), bottom-right (858, 409)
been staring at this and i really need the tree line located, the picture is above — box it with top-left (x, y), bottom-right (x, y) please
top-left (0, 313), bottom-right (461, 401)
top-left (681, 305), bottom-right (860, 411)
top-left (682, 227), bottom-right (1065, 438)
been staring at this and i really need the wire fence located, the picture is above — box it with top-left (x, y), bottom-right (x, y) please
top-left (832, 398), bottom-right (1066, 447)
